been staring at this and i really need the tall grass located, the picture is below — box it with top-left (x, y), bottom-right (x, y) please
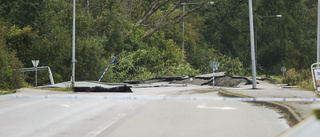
top-left (278, 68), bottom-right (314, 91)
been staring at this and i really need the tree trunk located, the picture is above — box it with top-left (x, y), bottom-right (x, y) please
top-left (140, 27), bottom-right (159, 41)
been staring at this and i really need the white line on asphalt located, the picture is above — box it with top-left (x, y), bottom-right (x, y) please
top-left (157, 94), bottom-right (166, 97)
top-left (87, 113), bottom-right (127, 137)
top-left (196, 104), bottom-right (237, 110)
top-left (53, 102), bottom-right (81, 107)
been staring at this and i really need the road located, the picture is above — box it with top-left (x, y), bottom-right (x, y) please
top-left (0, 85), bottom-right (289, 137)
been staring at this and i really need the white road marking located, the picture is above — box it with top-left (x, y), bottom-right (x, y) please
top-left (59, 104), bottom-right (70, 107)
top-left (196, 104), bottom-right (237, 110)
top-left (88, 113), bottom-right (127, 137)
top-left (54, 102), bottom-right (81, 107)
top-left (157, 95), bottom-right (166, 97)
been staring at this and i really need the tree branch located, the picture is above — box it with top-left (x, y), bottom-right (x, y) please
top-left (134, 0), bottom-right (171, 28)
top-left (131, 0), bottom-right (208, 41)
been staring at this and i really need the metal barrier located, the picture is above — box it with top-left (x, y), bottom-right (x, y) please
top-left (20, 66), bottom-right (55, 85)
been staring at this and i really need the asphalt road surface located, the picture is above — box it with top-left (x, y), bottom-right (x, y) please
top-left (0, 86), bottom-right (289, 137)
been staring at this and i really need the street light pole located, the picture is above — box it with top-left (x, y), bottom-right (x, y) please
top-left (72, 0), bottom-right (76, 90)
top-left (249, 0), bottom-right (256, 88)
top-left (317, 0), bottom-right (320, 64)
top-left (182, 3), bottom-right (185, 59)
top-left (181, 2), bottom-right (197, 59)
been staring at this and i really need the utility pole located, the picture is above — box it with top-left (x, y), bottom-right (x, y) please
top-left (317, 0), bottom-right (320, 64)
top-left (72, 0), bottom-right (76, 90)
top-left (249, 0), bottom-right (257, 88)
top-left (182, 3), bottom-right (185, 59)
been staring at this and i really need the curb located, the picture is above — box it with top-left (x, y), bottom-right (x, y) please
top-left (218, 89), bottom-right (301, 126)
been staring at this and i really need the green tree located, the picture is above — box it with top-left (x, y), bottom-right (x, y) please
top-left (5, 25), bottom-right (40, 67)
top-left (0, 0), bottom-right (46, 28)
top-left (255, 0), bottom-right (316, 74)
top-left (0, 22), bottom-right (25, 90)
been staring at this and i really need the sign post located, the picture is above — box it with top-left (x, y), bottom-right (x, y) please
top-left (210, 61), bottom-right (219, 88)
top-left (32, 60), bottom-right (39, 87)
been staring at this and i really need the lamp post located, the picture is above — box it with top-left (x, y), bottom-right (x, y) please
top-left (255, 15), bottom-right (282, 63)
top-left (316, 0), bottom-right (320, 68)
top-left (181, 1), bottom-right (214, 59)
top-left (248, 0), bottom-right (257, 88)
top-left (72, 0), bottom-right (76, 90)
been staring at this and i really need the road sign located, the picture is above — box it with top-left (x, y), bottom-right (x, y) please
top-left (32, 60), bottom-right (39, 67)
top-left (31, 60), bottom-right (39, 87)
top-left (314, 69), bottom-right (320, 92)
top-left (210, 61), bottom-right (219, 69)
top-left (281, 66), bottom-right (286, 73)
top-left (209, 61), bottom-right (219, 88)
top-left (110, 57), bottom-right (116, 63)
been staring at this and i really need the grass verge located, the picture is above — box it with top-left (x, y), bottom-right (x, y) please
top-left (44, 88), bottom-right (73, 92)
top-left (0, 90), bottom-right (15, 95)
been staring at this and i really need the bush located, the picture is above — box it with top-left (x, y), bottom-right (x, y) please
top-left (0, 45), bottom-right (25, 90)
top-left (0, 23), bottom-right (25, 91)
top-left (110, 48), bottom-right (199, 82)
top-left (188, 48), bottom-right (248, 76)
top-left (279, 68), bottom-right (313, 91)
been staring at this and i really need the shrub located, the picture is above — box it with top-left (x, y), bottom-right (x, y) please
top-left (110, 48), bottom-right (199, 82)
top-left (280, 68), bottom-right (313, 91)
top-left (0, 23), bottom-right (25, 91)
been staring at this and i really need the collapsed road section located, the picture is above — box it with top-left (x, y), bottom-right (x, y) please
top-left (39, 81), bottom-right (132, 92)
top-left (124, 72), bottom-right (254, 88)
top-left (38, 72), bottom-right (256, 92)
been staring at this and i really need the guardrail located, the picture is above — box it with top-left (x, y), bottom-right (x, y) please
top-left (20, 66), bottom-right (55, 85)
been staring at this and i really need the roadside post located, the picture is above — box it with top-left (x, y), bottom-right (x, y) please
top-left (31, 60), bottom-right (39, 87)
top-left (210, 61), bottom-right (219, 88)
top-left (98, 57), bottom-right (116, 82)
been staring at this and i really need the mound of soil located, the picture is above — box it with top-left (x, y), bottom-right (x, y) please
top-left (213, 76), bottom-right (248, 87)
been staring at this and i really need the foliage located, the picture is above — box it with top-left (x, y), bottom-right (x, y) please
top-left (279, 68), bottom-right (313, 91)
top-left (0, 0), bottom-right (46, 28)
top-left (188, 48), bottom-right (248, 76)
top-left (199, 0), bottom-right (317, 75)
top-left (110, 41), bottom-right (199, 82)
top-left (0, 22), bottom-right (25, 90)
top-left (5, 25), bottom-right (40, 66)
